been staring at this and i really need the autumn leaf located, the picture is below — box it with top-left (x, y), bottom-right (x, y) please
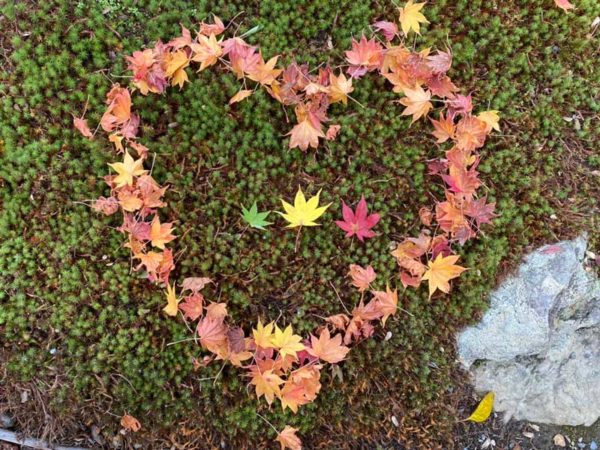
top-left (467, 392), bottom-right (494, 422)
top-left (150, 215), bottom-right (176, 249)
top-left (249, 367), bottom-right (284, 405)
top-left (120, 414), bottom-right (141, 432)
top-left (253, 319), bottom-right (275, 349)
top-left (287, 118), bottom-right (325, 151)
top-left (270, 324), bottom-right (305, 359)
top-left (325, 124), bottom-right (341, 141)
top-left (348, 264), bottom-right (377, 292)
top-left (280, 365), bottom-right (322, 413)
top-left (398, 0), bottom-right (429, 35)
top-left (335, 196), bottom-right (380, 241)
top-left (477, 110), bottom-right (501, 132)
top-left (246, 55), bottom-right (282, 86)
top-left (178, 292), bottom-right (204, 321)
top-left (430, 112), bottom-right (455, 143)
top-left (276, 426), bottom-right (302, 450)
top-left (344, 35), bottom-right (383, 78)
top-left (73, 117), bottom-right (93, 138)
top-left (328, 72), bottom-right (354, 105)
top-left (163, 283), bottom-right (179, 316)
top-left (117, 188), bottom-right (143, 212)
top-left (241, 201), bottom-right (272, 230)
top-left (399, 86), bottom-right (433, 124)
top-left (196, 317), bottom-right (228, 352)
top-left (229, 89), bottom-right (253, 105)
top-left (164, 50), bottom-right (190, 89)
top-left (190, 33), bottom-right (223, 72)
top-left (307, 328), bottom-right (350, 364)
top-left (371, 285), bottom-right (398, 326)
top-left (422, 254), bottom-right (467, 298)
top-left (278, 187), bottom-right (331, 228)
top-left (554, 0), bottom-right (574, 12)
top-left (205, 302), bottom-right (228, 321)
top-left (181, 276), bottom-right (213, 292)
top-left (109, 133), bottom-right (124, 152)
top-left (373, 21), bottom-right (399, 41)
top-left (108, 152), bottom-right (147, 188)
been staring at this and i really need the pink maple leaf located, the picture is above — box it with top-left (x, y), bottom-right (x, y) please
top-left (335, 196), bottom-right (381, 242)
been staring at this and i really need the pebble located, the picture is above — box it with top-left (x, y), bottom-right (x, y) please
top-left (0, 412), bottom-right (15, 428)
top-left (590, 442), bottom-right (598, 450)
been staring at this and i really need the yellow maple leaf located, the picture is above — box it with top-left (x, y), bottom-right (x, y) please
top-left (328, 71), bottom-right (354, 105)
top-left (252, 319), bottom-right (275, 349)
top-left (164, 50), bottom-right (190, 89)
top-left (246, 55), bottom-right (282, 86)
top-left (249, 368), bottom-right (284, 405)
top-left (421, 254), bottom-right (467, 298)
top-left (398, 0), bottom-right (429, 35)
top-left (108, 151), bottom-right (148, 188)
top-left (477, 110), bottom-right (501, 132)
top-left (399, 86), bottom-right (433, 124)
top-left (467, 392), bottom-right (494, 422)
top-left (163, 283), bottom-right (179, 316)
top-left (278, 187), bottom-right (331, 228)
top-left (229, 89), bottom-right (253, 105)
top-left (149, 216), bottom-right (176, 250)
top-left (270, 324), bottom-right (305, 359)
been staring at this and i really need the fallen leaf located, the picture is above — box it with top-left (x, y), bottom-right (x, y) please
top-left (229, 89), bottom-right (253, 105)
top-left (335, 196), bottom-right (380, 241)
top-left (163, 283), bottom-right (179, 316)
top-left (73, 117), bottom-right (93, 138)
top-left (466, 392), bottom-right (494, 423)
top-left (241, 201), bottom-right (272, 230)
top-left (554, 0), bottom-right (574, 12)
top-left (270, 324), bottom-right (305, 359)
top-left (278, 187), bottom-right (331, 228)
top-left (120, 414), bottom-right (141, 432)
top-left (276, 425), bottom-right (302, 450)
top-left (108, 152), bottom-right (147, 188)
top-left (422, 254), bottom-right (467, 297)
top-left (399, 86), bottom-right (433, 124)
top-left (348, 264), bottom-right (377, 292)
top-left (178, 293), bottom-right (204, 321)
top-left (307, 328), bottom-right (350, 364)
top-left (398, 0), bottom-right (429, 35)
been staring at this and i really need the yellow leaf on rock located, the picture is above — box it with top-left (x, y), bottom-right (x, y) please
top-left (467, 392), bottom-right (494, 422)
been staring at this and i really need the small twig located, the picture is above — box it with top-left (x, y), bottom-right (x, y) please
top-left (328, 281), bottom-right (351, 315)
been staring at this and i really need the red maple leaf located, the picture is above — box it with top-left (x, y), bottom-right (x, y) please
top-left (335, 196), bottom-right (380, 242)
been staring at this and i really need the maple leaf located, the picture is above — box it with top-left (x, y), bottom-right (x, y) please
top-left (345, 35), bottom-right (383, 78)
top-left (399, 86), bottom-right (433, 124)
top-left (371, 285), bottom-right (398, 326)
top-left (307, 328), bottom-right (350, 364)
top-left (167, 24), bottom-right (192, 50)
top-left (199, 15), bottom-right (226, 36)
top-left (164, 50), bottom-right (190, 89)
top-left (190, 33), bottom-right (223, 72)
top-left (422, 254), bottom-right (467, 298)
top-left (279, 365), bottom-right (322, 413)
top-left (430, 112), bottom-right (455, 143)
top-left (335, 196), bottom-right (380, 241)
top-left (101, 85), bottom-right (133, 132)
top-left (241, 202), bottom-right (272, 230)
top-left (93, 196), bottom-right (119, 216)
top-left (373, 21), bottom-right (399, 41)
top-left (117, 188), bottom-right (143, 212)
top-left (348, 264), bottom-right (377, 292)
top-left (150, 215), bottom-right (176, 249)
top-left (287, 119), bottom-right (325, 151)
top-left (135, 250), bottom-right (163, 274)
top-left (455, 116), bottom-right (488, 151)
top-left (196, 317), bottom-right (228, 352)
top-left (554, 0), bottom-right (574, 11)
top-left (120, 414), bottom-right (141, 432)
top-left (477, 110), bottom-right (501, 132)
top-left (426, 49), bottom-right (452, 74)
top-left (205, 302), bottom-right (228, 321)
top-left (178, 292), bottom-right (204, 321)
top-left (398, 0), bottom-right (429, 35)
top-left (181, 276), bottom-right (213, 292)
top-left (108, 152), bottom-right (148, 188)
top-left (270, 324), bottom-right (305, 359)
top-left (163, 283), bottom-right (179, 316)
top-left (278, 187), bottom-right (331, 228)
top-left (464, 197), bottom-right (497, 228)
top-left (246, 55), bottom-right (282, 86)
top-left (73, 117), bottom-right (93, 138)
top-left (276, 426), bottom-right (302, 450)
top-left (252, 320), bottom-right (275, 349)
top-left (328, 72), bottom-right (354, 105)
top-left (229, 89), bottom-right (253, 105)
top-left (248, 367), bottom-right (284, 405)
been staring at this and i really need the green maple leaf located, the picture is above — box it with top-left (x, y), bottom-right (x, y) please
top-left (241, 202), bottom-right (273, 230)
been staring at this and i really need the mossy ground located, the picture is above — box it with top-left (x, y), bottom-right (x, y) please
top-left (0, 0), bottom-right (598, 448)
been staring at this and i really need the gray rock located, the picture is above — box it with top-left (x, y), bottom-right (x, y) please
top-left (458, 236), bottom-right (600, 426)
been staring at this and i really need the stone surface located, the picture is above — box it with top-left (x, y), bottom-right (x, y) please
top-left (458, 236), bottom-right (600, 426)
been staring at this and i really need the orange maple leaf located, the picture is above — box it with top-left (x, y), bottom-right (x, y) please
top-left (248, 367), bottom-right (284, 405)
top-left (149, 216), bottom-right (176, 250)
top-left (246, 55), bottom-right (282, 86)
top-left (196, 317), bottom-right (228, 353)
top-left (430, 112), bottom-right (455, 143)
top-left (399, 86), bottom-right (433, 124)
top-left (307, 328), bottom-right (350, 364)
top-left (371, 285), bottom-right (398, 326)
top-left (190, 34), bottom-right (223, 72)
top-left (348, 264), bottom-right (376, 292)
top-left (287, 118), bottom-right (324, 151)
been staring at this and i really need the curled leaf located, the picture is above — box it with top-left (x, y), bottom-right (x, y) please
top-left (467, 392), bottom-right (494, 423)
